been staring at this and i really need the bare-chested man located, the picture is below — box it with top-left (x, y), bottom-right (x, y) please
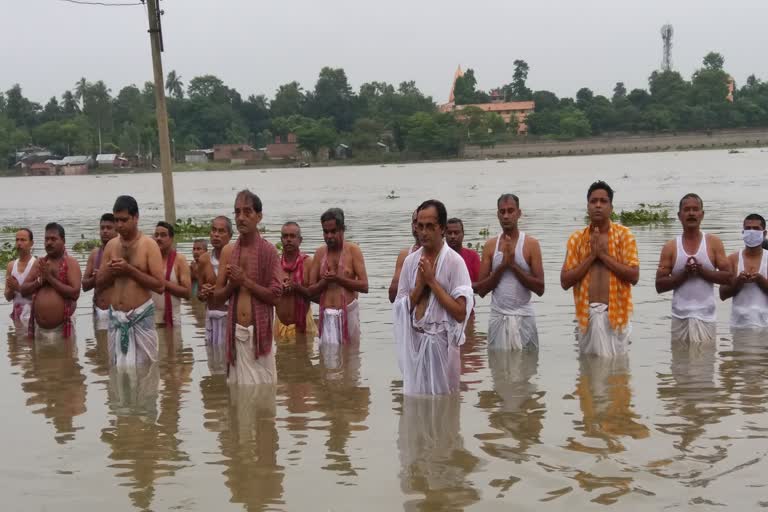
top-left (275, 221), bottom-right (317, 342)
top-left (212, 190), bottom-right (282, 385)
top-left (475, 193), bottom-right (545, 350)
top-left (82, 213), bottom-right (117, 330)
top-left (21, 223), bottom-right (81, 340)
top-left (197, 216), bottom-right (233, 347)
top-left (4, 228), bottom-right (36, 327)
top-left (151, 221), bottom-right (192, 327)
top-left (96, 195), bottom-right (165, 367)
top-left (656, 193), bottom-right (731, 344)
top-left (308, 208), bottom-right (369, 345)
top-left (388, 209), bottom-right (420, 303)
top-left (190, 239), bottom-right (207, 297)
top-left (561, 181), bottom-right (639, 356)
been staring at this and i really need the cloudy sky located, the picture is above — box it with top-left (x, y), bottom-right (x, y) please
top-left (3, 0), bottom-right (766, 104)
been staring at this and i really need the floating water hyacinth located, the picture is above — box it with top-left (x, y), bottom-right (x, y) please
top-left (72, 239), bottom-right (101, 252)
top-left (0, 242), bottom-right (17, 266)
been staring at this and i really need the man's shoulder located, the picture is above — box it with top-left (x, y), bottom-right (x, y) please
top-left (462, 247), bottom-right (481, 263)
top-left (198, 252), bottom-right (211, 264)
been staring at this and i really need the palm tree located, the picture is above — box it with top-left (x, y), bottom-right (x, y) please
top-left (166, 70), bottom-right (184, 99)
top-left (74, 77), bottom-right (89, 109)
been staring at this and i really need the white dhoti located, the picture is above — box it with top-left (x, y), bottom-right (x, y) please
top-left (94, 306), bottom-right (110, 331)
top-left (488, 308), bottom-right (539, 351)
top-left (318, 299), bottom-right (361, 345)
top-left (578, 303), bottom-right (631, 357)
top-left (228, 324), bottom-right (277, 386)
top-left (108, 300), bottom-right (158, 368)
top-left (671, 317), bottom-right (716, 345)
top-left (206, 309), bottom-right (228, 346)
top-left (107, 363), bottom-right (160, 420)
top-left (34, 323), bottom-right (74, 343)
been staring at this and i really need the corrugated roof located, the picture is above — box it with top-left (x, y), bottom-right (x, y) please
top-left (96, 154), bottom-right (118, 162)
top-left (62, 155), bottom-right (92, 165)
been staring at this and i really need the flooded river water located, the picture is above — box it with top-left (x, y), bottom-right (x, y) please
top-left (2, 148), bottom-right (768, 511)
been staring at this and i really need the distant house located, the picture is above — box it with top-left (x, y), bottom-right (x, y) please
top-left (265, 133), bottom-right (299, 160)
top-left (27, 162), bottom-right (57, 176)
top-left (96, 154), bottom-right (128, 169)
top-left (213, 144), bottom-right (262, 163)
top-left (185, 149), bottom-right (214, 164)
top-left (60, 155), bottom-right (93, 175)
top-left (16, 147), bottom-right (55, 170)
top-left (335, 143), bottom-right (350, 159)
top-left (439, 66), bottom-right (536, 135)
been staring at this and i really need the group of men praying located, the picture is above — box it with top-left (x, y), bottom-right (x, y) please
top-left (5, 182), bottom-right (768, 396)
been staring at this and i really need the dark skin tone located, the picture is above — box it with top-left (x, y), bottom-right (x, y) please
top-left (475, 198), bottom-right (545, 297)
top-left (153, 226), bottom-right (192, 300)
top-left (560, 189), bottom-right (639, 294)
top-left (212, 194), bottom-right (279, 309)
top-left (307, 219), bottom-right (369, 300)
top-left (655, 197), bottom-right (731, 293)
top-left (388, 211), bottom-right (420, 303)
top-left (4, 230), bottom-right (33, 302)
top-left (720, 219), bottom-right (768, 300)
top-left (410, 206), bottom-right (467, 323)
top-left (21, 230), bottom-right (81, 301)
top-left (197, 218), bottom-right (232, 304)
top-left (280, 224), bottom-right (313, 300)
top-left (82, 220), bottom-right (117, 292)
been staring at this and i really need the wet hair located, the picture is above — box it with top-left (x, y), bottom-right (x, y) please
top-left (113, 195), bottom-right (139, 216)
top-left (417, 199), bottom-right (448, 228)
top-left (100, 213), bottom-right (115, 224)
top-left (212, 215), bottom-right (233, 236)
top-left (447, 217), bottom-right (464, 232)
top-left (156, 221), bottom-right (175, 238)
top-left (45, 222), bottom-right (65, 241)
top-left (678, 193), bottom-right (703, 212)
top-left (18, 228), bottom-right (33, 242)
top-left (587, 181), bottom-right (614, 203)
top-left (193, 239), bottom-right (208, 248)
top-left (321, 208), bottom-right (346, 231)
top-left (236, 189), bottom-right (262, 213)
top-left (497, 193), bottom-right (520, 208)
top-left (744, 213), bottom-right (766, 229)
top-left (282, 221), bottom-right (302, 237)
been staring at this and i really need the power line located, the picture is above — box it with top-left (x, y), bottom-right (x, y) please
top-left (56, 0), bottom-right (143, 6)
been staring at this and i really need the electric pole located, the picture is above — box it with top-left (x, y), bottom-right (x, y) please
top-left (145, 0), bottom-right (176, 223)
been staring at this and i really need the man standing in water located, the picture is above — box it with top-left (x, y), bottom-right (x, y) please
top-left (212, 190), bottom-right (282, 384)
top-left (22, 223), bottom-right (81, 339)
top-left (561, 181), bottom-right (639, 356)
top-left (393, 199), bottom-right (473, 395)
top-left (4, 228), bottom-right (36, 326)
top-left (197, 216), bottom-right (233, 346)
top-left (720, 214), bottom-right (768, 330)
top-left (446, 218), bottom-right (481, 283)
top-left (190, 239), bottom-right (208, 297)
top-left (475, 193), bottom-right (545, 350)
top-left (656, 193), bottom-right (731, 344)
top-left (275, 221), bottom-right (317, 342)
top-left (82, 213), bottom-right (117, 330)
top-left (96, 195), bottom-right (165, 367)
top-left (308, 208), bottom-right (369, 345)
top-left (152, 221), bottom-right (192, 327)
top-left (389, 209), bottom-right (420, 303)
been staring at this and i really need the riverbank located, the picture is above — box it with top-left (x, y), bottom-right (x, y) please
top-left (462, 128), bottom-right (768, 159)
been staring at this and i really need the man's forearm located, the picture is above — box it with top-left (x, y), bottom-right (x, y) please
top-left (337, 276), bottom-right (368, 294)
top-left (655, 271), bottom-right (687, 293)
top-left (165, 280), bottom-right (191, 300)
top-left (244, 278), bottom-right (278, 305)
top-left (127, 265), bottom-right (164, 294)
top-left (561, 255), bottom-right (595, 290)
top-left (47, 276), bottom-right (80, 300)
top-left (475, 266), bottom-right (505, 297)
top-left (428, 279), bottom-right (466, 323)
top-left (699, 268), bottom-right (733, 286)
top-left (598, 253), bottom-right (638, 285)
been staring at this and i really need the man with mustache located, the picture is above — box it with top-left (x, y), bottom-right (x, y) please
top-left (211, 190), bottom-right (282, 384)
top-left (4, 228), bottom-right (36, 327)
top-left (475, 193), bottom-right (545, 350)
top-left (308, 207), bottom-right (369, 346)
top-left (389, 209), bottom-right (420, 304)
top-left (82, 213), bottom-right (117, 331)
top-left (719, 213), bottom-right (768, 330)
top-left (197, 216), bottom-right (234, 347)
top-left (274, 221), bottom-right (317, 342)
top-left (151, 221), bottom-right (192, 327)
top-left (22, 223), bottom-right (81, 340)
top-left (656, 193), bottom-right (732, 344)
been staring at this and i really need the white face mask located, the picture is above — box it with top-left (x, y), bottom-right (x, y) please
top-left (742, 229), bottom-right (765, 248)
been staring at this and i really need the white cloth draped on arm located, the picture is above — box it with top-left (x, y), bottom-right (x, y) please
top-left (393, 244), bottom-right (474, 396)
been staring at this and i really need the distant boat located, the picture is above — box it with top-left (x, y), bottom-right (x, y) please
top-left (728, 149), bottom-right (742, 154)
top-left (299, 162), bottom-right (311, 168)
top-left (496, 160), bottom-right (507, 163)
top-left (386, 189), bottom-right (400, 199)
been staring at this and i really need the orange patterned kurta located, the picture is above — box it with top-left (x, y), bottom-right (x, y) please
top-left (564, 222), bottom-right (639, 333)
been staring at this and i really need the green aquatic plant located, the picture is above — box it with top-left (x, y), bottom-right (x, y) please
top-left (478, 227), bottom-right (490, 237)
top-left (583, 204), bottom-right (672, 226)
top-left (0, 242), bottom-right (17, 266)
top-left (173, 218), bottom-right (211, 239)
top-left (1, 226), bottom-right (23, 234)
top-left (72, 239), bottom-right (101, 252)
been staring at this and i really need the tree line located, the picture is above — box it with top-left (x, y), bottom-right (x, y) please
top-left (2, 51), bottom-right (768, 168)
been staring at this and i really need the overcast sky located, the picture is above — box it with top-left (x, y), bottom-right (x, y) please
top-left (3, 0), bottom-right (766, 104)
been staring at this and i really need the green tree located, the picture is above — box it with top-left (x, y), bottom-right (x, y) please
top-left (305, 67), bottom-right (355, 131)
top-left (271, 82), bottom-right (305, 118)
top-left (558, 108), bottom-right (591, 138)
top-left (505, 60), bottom-right (532, 100)
top-left (5, 84), bottom-right (40, 128)
top-left (612, 82), bottom-right (627, 103)
top-left (295, 118), bottom-right (337, 158)
top-left (453, 69), bottom-right (489, 105)
top-left (703, 52), bottom-right (725, 71)
top-left (166, 70), bottom-right (184, 99)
